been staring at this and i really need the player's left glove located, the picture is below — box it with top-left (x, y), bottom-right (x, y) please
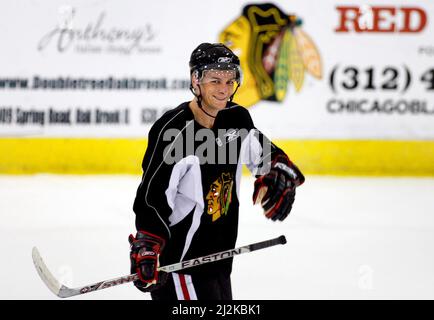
top-left (129, 230), bottom-right (166, 292)
top-left (253, 154), bottom-right (305, 221)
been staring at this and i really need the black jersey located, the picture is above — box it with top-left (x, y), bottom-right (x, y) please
top-left (133, 101), bottom-right (286, 277)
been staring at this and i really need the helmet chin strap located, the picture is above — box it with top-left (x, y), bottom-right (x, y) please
top-left (198, 98), bottom-right (217, 119)
top-left (189, 84), bottom-right (217, 119)
top-left (189, 80), bottom-right (240, 118)
top-left (229, 83), bottom-right (240, 102)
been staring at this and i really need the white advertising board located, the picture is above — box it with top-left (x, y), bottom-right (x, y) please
top-left (0, 0), bottom-right (433, 139)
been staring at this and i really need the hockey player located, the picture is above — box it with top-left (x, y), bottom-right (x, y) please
top-left (129, 43), bottom-right (305, 300)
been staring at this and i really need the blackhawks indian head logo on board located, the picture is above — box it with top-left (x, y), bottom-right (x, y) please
top-left (206, 173), bottom-right (234, 222)
top-left (219, 2), bottom-right (323, 107)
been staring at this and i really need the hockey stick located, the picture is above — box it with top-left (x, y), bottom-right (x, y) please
top-left (32, 235), bottom-right (286, 298)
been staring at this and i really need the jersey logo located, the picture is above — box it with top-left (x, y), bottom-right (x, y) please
top-left (206, 172), bottom-right (234, 222)
top-left (216, 128), bottom-right (240, 147)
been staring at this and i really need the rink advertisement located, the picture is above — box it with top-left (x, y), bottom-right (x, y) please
top-left (0, 0), bottom-right (433, 174)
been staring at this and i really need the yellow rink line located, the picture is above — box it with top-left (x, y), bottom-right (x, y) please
top-left (0, 138), bottom-right (433, 176)
top-left (275, 139), bottom-right (434, 176)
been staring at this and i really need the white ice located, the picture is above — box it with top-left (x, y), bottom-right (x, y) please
top-left (1, 174), bottom-right (434, 300)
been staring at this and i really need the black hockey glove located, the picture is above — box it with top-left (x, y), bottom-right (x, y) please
top-left (129, 231), bottom-right (167, 292)
top-left (253, 154), bottom-right (305, 221)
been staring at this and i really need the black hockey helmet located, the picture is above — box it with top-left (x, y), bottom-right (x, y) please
top-left (189, 43), bottom-right (242, 84)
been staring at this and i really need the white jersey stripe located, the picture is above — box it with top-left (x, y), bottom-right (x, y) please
top-left (172, 273), bottom-right (185, 300)
top-left (184, 274), bottom-right (198, 300)
top-left (172, 273), bottom-right (198, 300)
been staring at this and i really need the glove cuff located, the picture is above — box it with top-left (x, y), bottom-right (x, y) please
top-left (272, 154), bottom-right (305, 187)
top-left (129, 230), bottom-right (166, 251)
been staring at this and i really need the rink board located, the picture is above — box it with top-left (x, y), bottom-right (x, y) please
top-left (1, 138), bottom-right (433, 176)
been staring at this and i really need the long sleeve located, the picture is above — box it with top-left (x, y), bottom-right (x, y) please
top-left (235, 107), bottom-right (303, 183)
top-left (133, 120), bottom-right (174, 240)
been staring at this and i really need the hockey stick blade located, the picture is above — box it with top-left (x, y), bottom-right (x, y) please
top-left (32, 247), bottom-right (69, 298)
top-left (32, 247), bottom-right (140, 298)
top-left (32, 235), bottom-right (286, 298)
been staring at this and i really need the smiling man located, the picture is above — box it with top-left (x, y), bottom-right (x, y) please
top-left (129, 43), bottom-right (305, 300)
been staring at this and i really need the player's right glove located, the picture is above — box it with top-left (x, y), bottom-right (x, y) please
top-left (129, 230), bottom-right (166, 292)
top-left (253, 154), bottom-right (305, 221)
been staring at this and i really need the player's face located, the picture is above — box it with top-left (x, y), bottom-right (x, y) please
top-left (206, 182), bottom-right (221, 215)
top-left (199, 70), bottom-right (237, 111)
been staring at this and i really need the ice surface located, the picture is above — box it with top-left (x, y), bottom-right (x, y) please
top-left (1, 174), bottom-right (434, 300)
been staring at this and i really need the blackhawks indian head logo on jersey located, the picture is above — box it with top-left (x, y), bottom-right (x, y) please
top-left (206, 172), bottom-right (234, 222)
top-left (219, 2), bottom-right (323, 107)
